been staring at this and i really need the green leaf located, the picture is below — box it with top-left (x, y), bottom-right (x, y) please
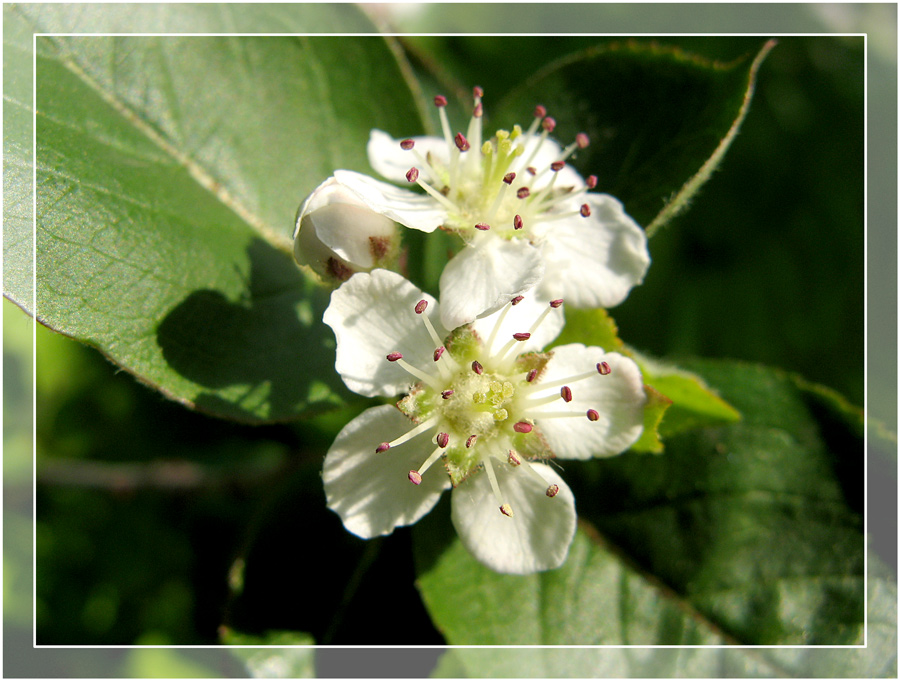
top-left (415, 361), bottom-right (866, 650)
top-left (221, 628), bottom-right (316, 678)
top-left (492, 39), bottom-right (775, 234)
top-left (636, 351), bottom-right (741, 437)
top-left (630, 384), bottom-right (672, 454)
top-left (434, 552), bottom-right (895, 677)
top-left (11, 12), bottom-right (427, 421)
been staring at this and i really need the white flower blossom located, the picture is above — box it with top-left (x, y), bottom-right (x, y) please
top-left (321, 269), bottom-right (646, 574)
top-left (308, 88), bottom-right (651, 329)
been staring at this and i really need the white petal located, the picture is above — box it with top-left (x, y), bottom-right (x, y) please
top-left (323, 405), bottom-right (450, 539)
top-left (323, 269), bottom-right (449, 398)
top-left (471, 291), bottom-right (564, 356)
top-left (529, 344), bottom-right (646, 460)
top-left (367, 129), bottom-right (450, 184)
top-left (331, 169), bottom-right (446, 233)
top-left (293, 176), bottom-right (397, 270)
top-left (536, 194), bottom-right (650, 308)
top-left (438, 237), bottom-right (544, 329)
top-left (451, 462), bottom-right (576, 574)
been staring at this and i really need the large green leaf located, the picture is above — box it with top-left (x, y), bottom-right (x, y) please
top-left (9, 8), bottom-right (427, 422)
top-left (414, 361), bottom-right (868, 651)
top-left (492, 39), bottom-right (775, 233)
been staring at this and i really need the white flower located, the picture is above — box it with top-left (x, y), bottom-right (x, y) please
top-left (331, 88), bottom-right (651, 328)
top-left (321, 269), bottom-right (647, 574)
top-left (293, 174), bottom-right (430, 281)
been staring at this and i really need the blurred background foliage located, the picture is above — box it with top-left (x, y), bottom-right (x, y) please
top-left (3, 2), bottom-right (893, 678)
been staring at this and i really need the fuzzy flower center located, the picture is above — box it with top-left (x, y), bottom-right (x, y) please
top-left (397, 88), bottom-right (597, 241)
top-left (376, 296), bottom-right (614, 517)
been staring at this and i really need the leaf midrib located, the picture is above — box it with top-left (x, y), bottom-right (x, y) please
top-left (33, 30), bottom-right (293, 257)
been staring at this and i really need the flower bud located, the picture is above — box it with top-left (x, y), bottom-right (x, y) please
top-left (293, 176), bottom-right (399, 282)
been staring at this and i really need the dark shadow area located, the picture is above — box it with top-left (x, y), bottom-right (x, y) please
top-left (226, 460), bottom-right (445, 645)
top-left (157, 238), bottom-right (351, 422)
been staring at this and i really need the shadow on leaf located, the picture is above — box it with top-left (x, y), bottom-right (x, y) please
top-left (156, 238), bottom-right (350, 423)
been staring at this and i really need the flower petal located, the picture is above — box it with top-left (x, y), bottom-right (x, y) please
top-left (323, 404), bottom-right (450, 538)
top-left (531, 344), bottom-right (646, 460)
top-left (323, 269), bottom-right (448, 398)
top-left (294, 176), bottom-right (398, 271)
top-left (367, 129), bottom-right (450, 184)
top-left (438, 237), bottom-right (544, 329)
top-left (535, 194), bottom-right (650, 308)
top-left (471, 291), bottom-right (564, 356)
top-left (332, 169), bottom-right (445, 233)
top-left (451, 462), bottom-right (576, 574)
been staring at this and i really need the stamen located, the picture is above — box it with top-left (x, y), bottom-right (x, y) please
top-left (400, 139), bottom-right (415, 150)
top-left (482, 457), bottom-right (513, 517)
top-left (507, 450), bottom-right (521, 466)
top-left (406, 168), bottom-right (461, 212)
top-left (414, 442), bottom-right (447, 478)
top-left (560, 386), bottom-right (573, 402)
top-left (436, 432), bottom-right (450, 448)
top-left (513, 421), bottom-right (533, 434)
top-left (511, 295), bottom-right (524, 305)
top-left (393, 357), bottom-right (443, 390)
top-left (455, 132), bottom-right (470, 152)
top-left (550, 299), bottom-right (564, 308)
top-left (517, 187), bottom-right (530, 199)
top-left (442, 390), bottom-right (454, 399)
top-left (513, 332), bottom-right (531, 341)
top-left (526, 369), bottom-right (538, 382)
top-left (576, 133), bottom-right (590, 149)
top-left (415, 299), bottom-right (428, 314)
top-left (513, 214), bottom-right (524, 230)
top-left (433, 346), bottom-right (445, 362)
top-left (416, 306), bottom-right (460, 372)
top-left (580, 203), bottom-right (591, 218)
top-left (475, 222), bottom-right (490, 231)
top-left (376, 442), bottom-right (391, 453)
top-left (587, 409), bottom-right (600, 421)
top-left (586, 175), bottom-right (598, 189)
top-left (466, 435), bottom-right (477, 448)
top-left (546, 484), bottom-right (560, 497)
top-left (598, 361), bottom-right (612, 375)
top-left (472, 360), bottom-right (484, 375)
top-left (387, 352), bottom-right (403, 362)
top-left (388, 416), bottom-right (439, 449)
top-left (408, 470), bottom-right (422, 485)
